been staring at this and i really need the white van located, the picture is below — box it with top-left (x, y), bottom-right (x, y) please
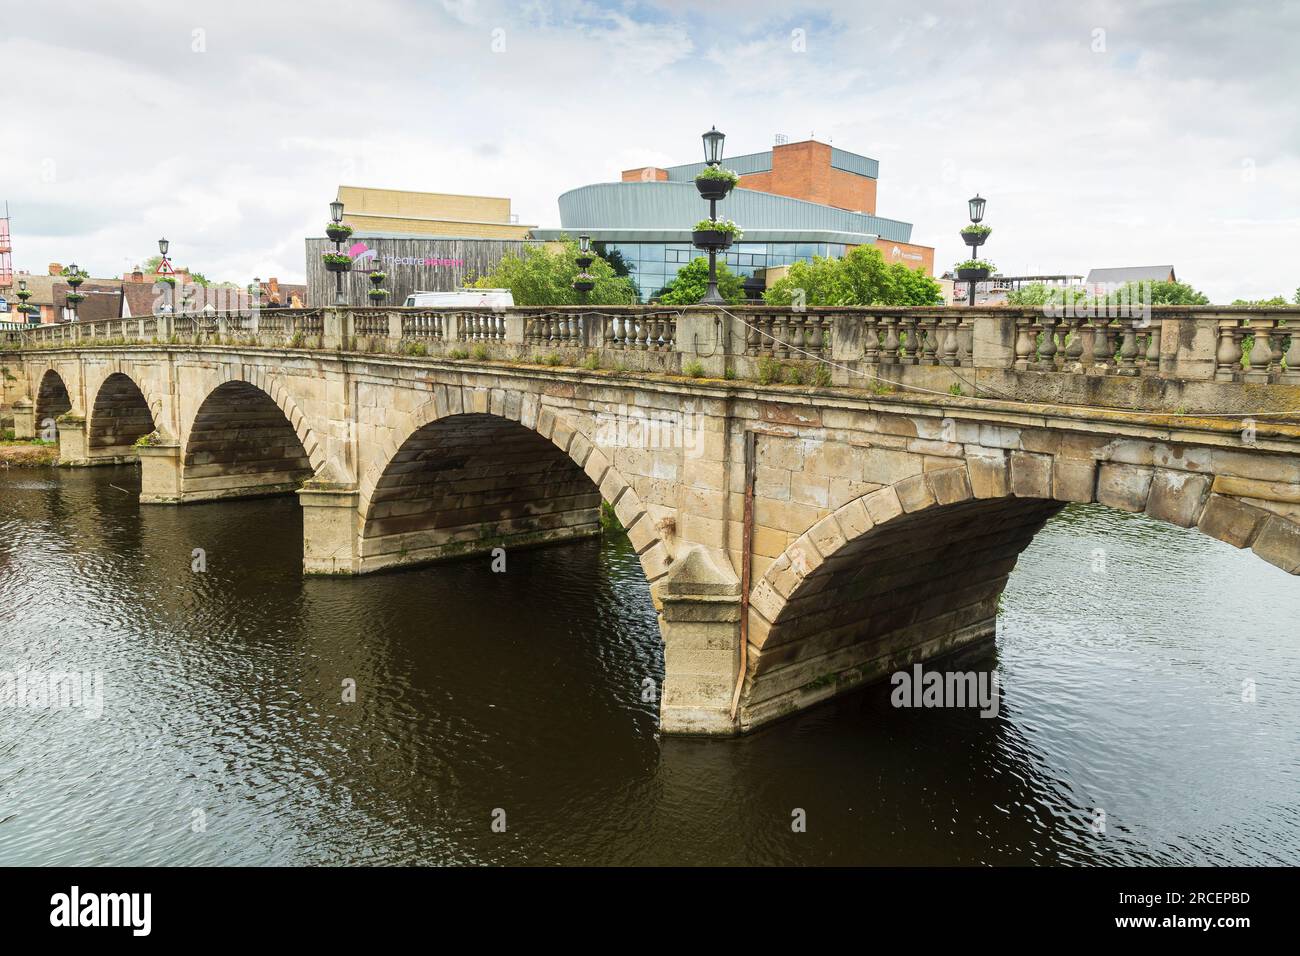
top-left (403, 288), bottom-right (514, 308)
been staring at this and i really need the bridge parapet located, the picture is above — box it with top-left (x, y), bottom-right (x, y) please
top-left (4, 304), bottom-right (1299, 415)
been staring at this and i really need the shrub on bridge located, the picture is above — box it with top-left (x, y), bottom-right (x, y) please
top-left (471, 237), bottom-right (637, 306)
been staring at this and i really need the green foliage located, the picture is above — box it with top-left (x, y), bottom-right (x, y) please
top-left (785, 365), bottom-right (805, 385)
top-left (403, 341), bottom-right (428, 357)
top-left (470, 344), bottom-right (490, 361)
top-left (1005, 282), bottom-right (1090, 307)
top-left (695, 166), bottom-right (740, 185)
top-left (948, 382), bottom-right (963, 396)
top-left (810, 363), bottom-right (832, 388)
top-left (764, 246), bottom-right (943, 307)
top-left (723, 366), bottom-right (737, 380)
top-left (655, 256), bottom-right (748, 305)
top-left (756, 356), bottom-right (782, 385)
top-left (473, 237), bottom-right (637, 306)
top-left (592, 242), bottom-right (633, 278)
top-left (545, 352), bottom-right (564, 366)
top-left (683, 360), bottom-right (705, 378)
top-left (960, 224), bottom-right (992, 238)
top-left (321, 252), bottom-right (352, 267)
top-left (692, 218), bottom-right (742, 239)
top-left (599, 500), bottom-right (623, 533)
top-left (1099, 280), bottom-right (1209, 306)
top-left (581, 353), bottom-right (601, 371)
top-left (448, 348), bottom-right (470, 359)
top-left (955, 258), bottom-right (996, 273)
top-left (134, 430), bottom-right (164, 447)
top-left (1294, 287), bottom-right (1300, 305)
top-left (1231, 296), bottom-right (1288, 306)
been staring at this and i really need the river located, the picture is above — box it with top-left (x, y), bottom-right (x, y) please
top-left (1, 465), bottom-right (1296, 865)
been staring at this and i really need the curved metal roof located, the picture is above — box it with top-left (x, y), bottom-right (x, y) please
top-left (551, 181), bottom-right (914, 244)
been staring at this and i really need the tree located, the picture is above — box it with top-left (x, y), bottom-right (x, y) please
top-left (654, 256), bottom-right (748, 305)
top-left (1231, 296), bottom-right (1287, 306)
top-left (472, 238), bottom-right (637, 305)
top-left (764, 245), bottom-right (942, 306)
top-left (1006, 282), bottom-right (1090, 307)
top-left (1099, 280), bottom-right (1209, 306)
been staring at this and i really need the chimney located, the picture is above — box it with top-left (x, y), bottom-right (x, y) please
top-left (49, 262), bottom-right (63, 276)
top-left (132, 269), bottom-right (144, 283)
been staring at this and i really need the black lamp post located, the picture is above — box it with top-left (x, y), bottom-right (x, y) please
top-left (696, 126), bottom-right (729, 305)
top-left (65, 262), bottom-right (85, 321)
top-left (16, 278), bottom-right (35, 324)
top-left (573, 234), bottom-right (594, 299)
top-left (330, 201), bottom-right (347, 306)
top-left (158, 237), bottom-right (179, 311)
top-left (957, 194), bottom-right (991, 307)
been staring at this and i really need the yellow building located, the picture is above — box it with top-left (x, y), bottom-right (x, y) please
top-left (335, 186), bottom-right (535, 240)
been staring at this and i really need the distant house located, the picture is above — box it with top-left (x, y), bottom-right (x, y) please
top-left (1085, 265), bottom-right (1176, 297)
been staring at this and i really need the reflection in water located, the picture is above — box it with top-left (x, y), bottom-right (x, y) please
top-left (1, 466), bottom-right (1297, 865)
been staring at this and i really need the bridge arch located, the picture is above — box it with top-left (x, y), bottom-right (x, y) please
top-left (88, 372), bottom-right (158, 457)
top-left (359, 391), bottom-right (672, 585)
top-left (34, 368), bottom-right (73, 425)
top-left (742, 455), bottom-right (1300, 730)
top-left (178, 377), bottom-right (320, 502)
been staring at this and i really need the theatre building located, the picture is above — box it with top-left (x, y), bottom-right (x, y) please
top-left (531, 138), bottom-right (935, 301)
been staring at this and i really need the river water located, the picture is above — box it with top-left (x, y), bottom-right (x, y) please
top-left (1, 465), bottom-right (1296, 866)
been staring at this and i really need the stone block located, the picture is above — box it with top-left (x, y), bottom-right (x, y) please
top-left (894, 472), bottom-right (936, 513)
top-left (1096, 462), bottom-right (1153, 513)
top-left (1197, 493), bottom-right (1265, 549)
top-left (863, 485), bottom-right (904, 525)
top-left (1251, 516), bottom-right (1300, 573)
top-left (1145, 469), bottom-right (1212, 527)
top-left (927, 466), bottom-right (972, 506)
top-left (1052, 457), bottom-right (1097, 503)
top-left (1010, 451), bottom-right (1052, 499)
top-left (966, 452), bottom-right (1010, 499)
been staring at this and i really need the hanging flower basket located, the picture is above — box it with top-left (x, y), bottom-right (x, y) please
top-left (573, 273), bottom-right (595, 293)
top-left (692, 218), bottom-right (741, 250)
top-left (368, 270), bottom-right (387, 286)
top-left (956, 267), bottom-right (991, 281)
top-left (695, 166), bottom-right (739, 200)
top-left (326, 223), bottom-right (354, 242)
top-left (576, 255), bottom-right (594, 269)
top-left (367, 288), bottom-right (388, 301)
top-left (66, 274), bottom-right (85, 288)
top-left (955, 259), bottom-right (995, 282)
top-left (322, 252), bottom-right (353, 273)
top-left (65, 292), bottom-right (85, 304)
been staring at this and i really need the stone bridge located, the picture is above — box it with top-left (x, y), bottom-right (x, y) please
top-left (3, 304), bottom-right (1299, 735)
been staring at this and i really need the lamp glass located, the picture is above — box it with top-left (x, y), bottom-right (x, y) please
top-left (702, 126), bottom-right (725, 166)
top-left (578, 235), bottom-right (591, 254)
top-left (158, 238), bottom-right (169, 256)
top-left (330, 201), bottom-right (344, 223)
top-left (968, 194), bottom-right (986, 224)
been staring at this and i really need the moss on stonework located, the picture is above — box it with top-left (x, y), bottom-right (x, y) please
top-left (600, 501), bottom-right (623, 533)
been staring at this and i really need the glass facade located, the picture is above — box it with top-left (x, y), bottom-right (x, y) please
top-left (595, 241), bottom-right (849, 302)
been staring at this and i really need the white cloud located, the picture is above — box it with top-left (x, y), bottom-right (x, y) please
top-left (0, 0), bottom-right (1295, 301)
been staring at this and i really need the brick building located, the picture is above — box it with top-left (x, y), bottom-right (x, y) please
top-left (532, 138), bottom-right (935, 300)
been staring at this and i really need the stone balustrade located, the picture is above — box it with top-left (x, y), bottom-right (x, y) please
top-left (4, 305), bottom-right (1298, 412)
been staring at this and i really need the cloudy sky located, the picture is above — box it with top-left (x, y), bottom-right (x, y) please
top-left (2, 0), bottom-right (1297, 301)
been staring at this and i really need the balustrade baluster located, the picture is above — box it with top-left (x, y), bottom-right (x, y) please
top-left (1245, 320), bottom-right (1274, 383)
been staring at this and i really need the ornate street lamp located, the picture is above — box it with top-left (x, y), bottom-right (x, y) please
top-left (957, 195), bottom-right (992, 307)
top-left (16, 278), bottom-right (36, 324)
top-left (65, 262), bottom-right (85, 321)
top-left (573, 234), bottom-right (595, 298)
top-left (323, 201), bottom-right (350, 306)
top-left (702, 126), bottom-right (725, 166)
top-left (693, 126), bottom-right (737, 305)
top-left (157, 237), bottom-right (179, 312)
